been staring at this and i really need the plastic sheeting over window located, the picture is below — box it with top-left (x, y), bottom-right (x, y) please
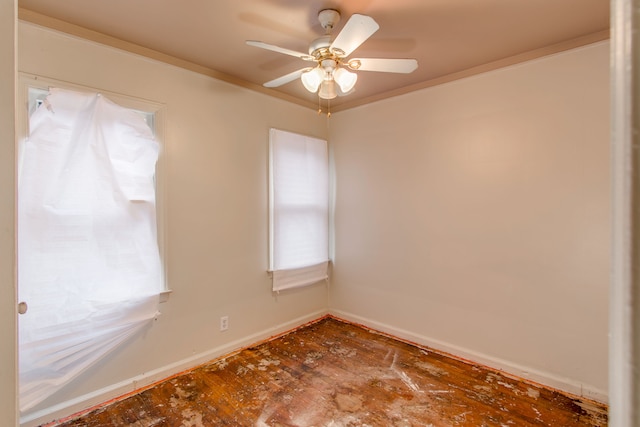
top-left (269, 129), bottom-right (329, 292)
top-left (18, 88), bottom-right (163, 411)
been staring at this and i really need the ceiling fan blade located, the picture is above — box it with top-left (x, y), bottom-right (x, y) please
top-left (246, 40), bottom-right (315, 61)
top-left (330, 14), bottom-right (379, 57)
top-left (348, 58), bottom-right (418, 73)
top-left (263, 68), bottom-right (312, 88)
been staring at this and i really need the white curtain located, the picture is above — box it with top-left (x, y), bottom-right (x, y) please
top-left (269, 129), bottom-right (329, 292)
top-left (18, 88), bottom-right (163, 411)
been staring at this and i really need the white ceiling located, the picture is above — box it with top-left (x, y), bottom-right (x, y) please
top-left (18, 0), bottom-right (610, 111)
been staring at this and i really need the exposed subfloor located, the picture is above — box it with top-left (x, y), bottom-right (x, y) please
top-left (50, 317), bottom-right (607, 426)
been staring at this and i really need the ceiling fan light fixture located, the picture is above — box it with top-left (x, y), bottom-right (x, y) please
top-left (318, 80), bottom-right (338, 100)
top-left (333, 67), bottom-right (358, 93)
top-left (301, 67), bottom-right (324, 93)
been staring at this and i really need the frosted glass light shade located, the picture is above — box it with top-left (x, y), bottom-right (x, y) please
top-left (318, 80), bottom-right (337, 99)
top-left (301, 68), bottom-right (323, 93)
top-left (333, 67), bottom-right (358, 93)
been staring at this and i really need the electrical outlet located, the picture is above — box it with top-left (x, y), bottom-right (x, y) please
top-left (220, 316), bottom-right (229, 332)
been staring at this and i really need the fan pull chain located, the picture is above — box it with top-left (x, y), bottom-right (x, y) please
top-left (316, 96), bottom-right (331, 117)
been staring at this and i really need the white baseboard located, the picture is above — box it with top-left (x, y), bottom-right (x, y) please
top-left (21, 309), bottom-right (329, 427)
top-left (330, 309), bottom-right (608, 404)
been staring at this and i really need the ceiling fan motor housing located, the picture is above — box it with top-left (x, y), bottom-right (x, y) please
top-left (309, 35), bottom-right (331, 56)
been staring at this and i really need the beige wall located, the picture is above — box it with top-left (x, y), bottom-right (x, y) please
top-left (330, 42), bottom-right (610, 400)
top-left (633, 2), bottom-right (640, 421)
top-left (18, 22), bottom-right (328, 423)
top-left (0, 0), bottom-right (17, 426)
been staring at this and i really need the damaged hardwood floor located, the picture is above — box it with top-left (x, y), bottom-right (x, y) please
top-left (50, 317), bottom-right (607, 426)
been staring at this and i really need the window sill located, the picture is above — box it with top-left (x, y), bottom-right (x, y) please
top-left (160, 290), bottom-right (173, 303)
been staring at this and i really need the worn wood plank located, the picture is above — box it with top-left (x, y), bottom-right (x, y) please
top-left (50, 317), bottom-right (608, 426)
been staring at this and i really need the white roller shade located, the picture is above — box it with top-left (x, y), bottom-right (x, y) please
top-left (269, 129), bottom-right (329, 291)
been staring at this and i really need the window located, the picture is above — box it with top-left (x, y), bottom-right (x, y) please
top-left (17, 81), bottom-right (165, 411)
top-left (269, 129), bottom-right (329, 292)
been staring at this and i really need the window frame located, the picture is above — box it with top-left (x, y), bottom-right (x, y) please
top-left (268, 128), bottom-right (330, 291)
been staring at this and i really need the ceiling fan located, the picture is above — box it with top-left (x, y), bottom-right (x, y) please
top-left (246, 9), bottom-right (418, 100)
